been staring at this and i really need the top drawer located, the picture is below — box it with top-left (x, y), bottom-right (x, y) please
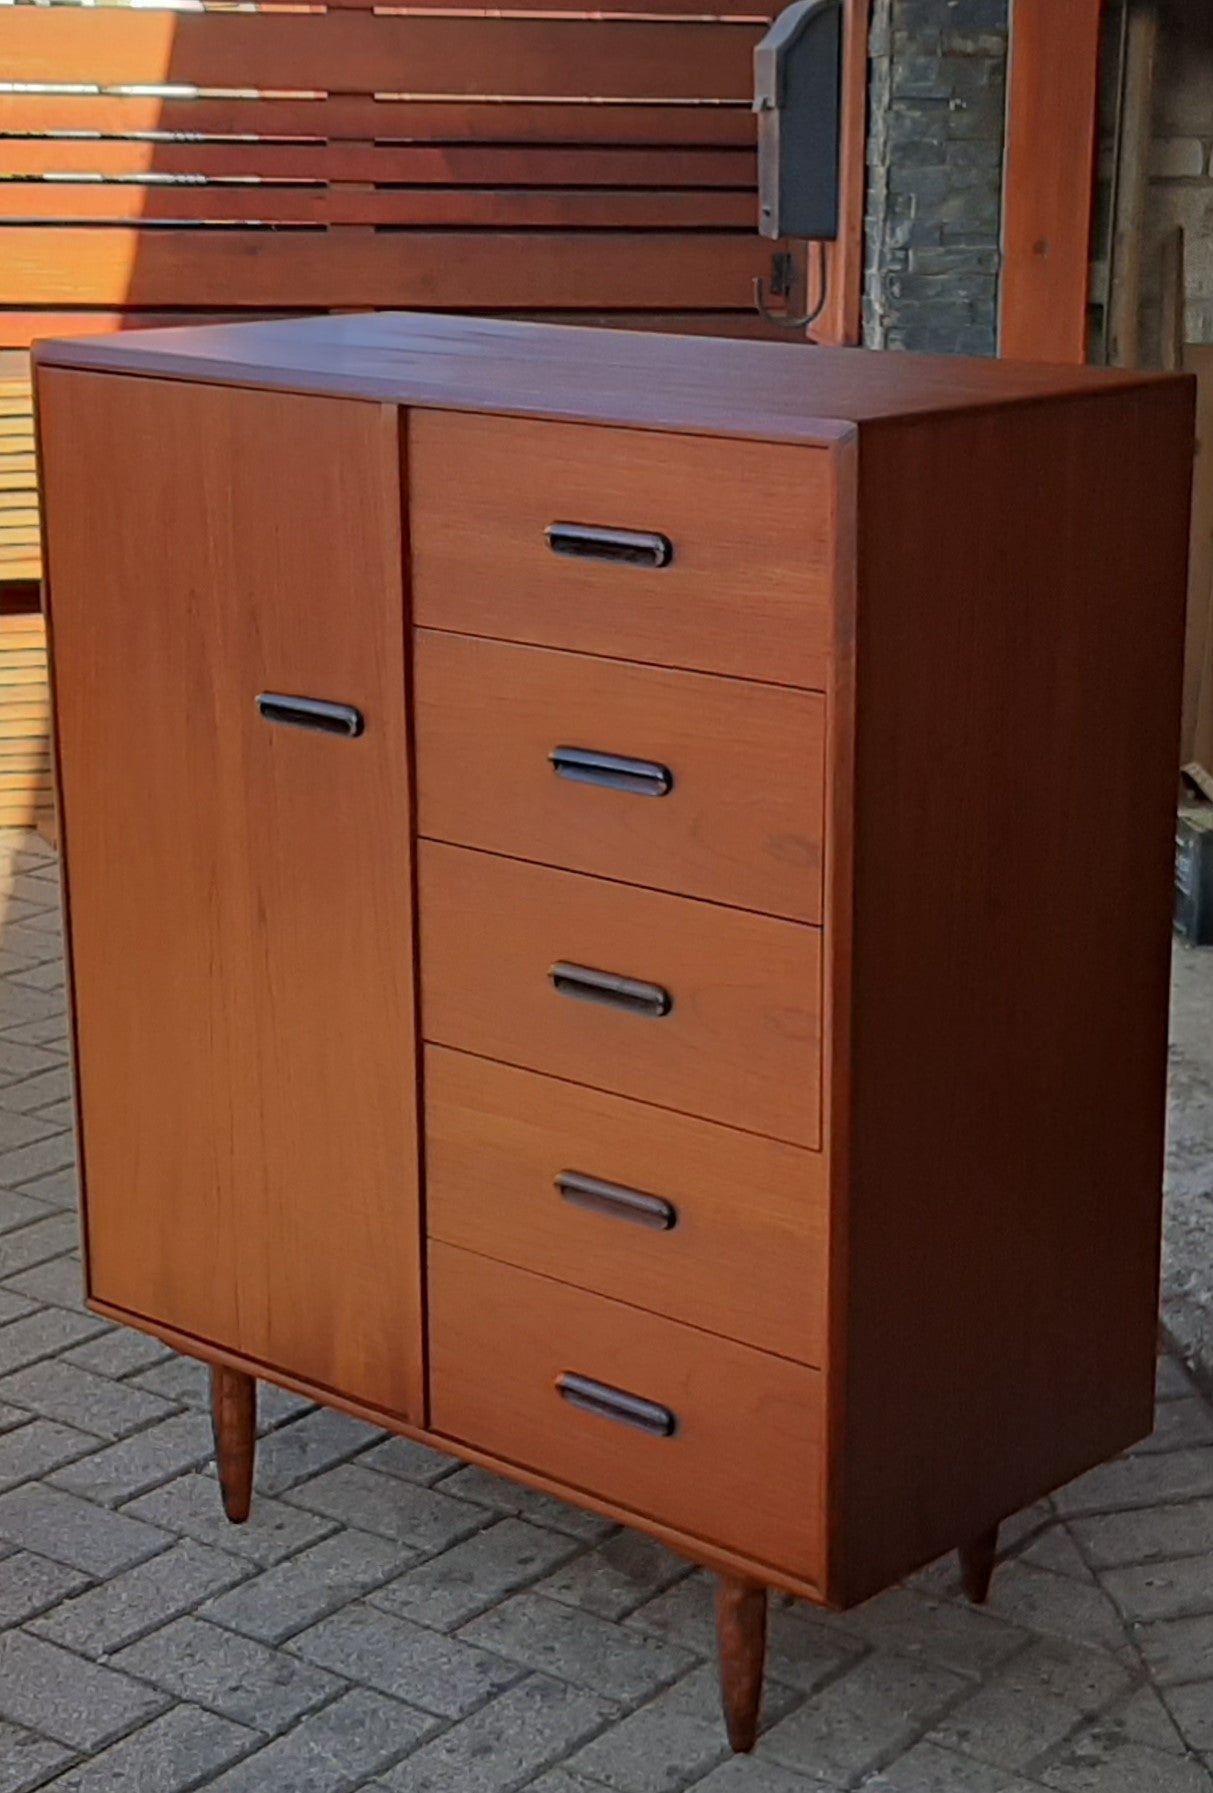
top-left (408, 412), bottom-right (833, 690)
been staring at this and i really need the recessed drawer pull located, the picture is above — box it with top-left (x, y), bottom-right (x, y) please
top-left (545, 521), bottom-right (673, 570)
top-left (556, 1169), bottom-right (678, 1231)
top-left (549, 746), bottom-right (673, 798)
top-left (256, 693), bottom-right (364, 738)
top-left (556, 1371), bottom-right (677, 1438)
top-left (550, 961), bottom-right (672, 1018)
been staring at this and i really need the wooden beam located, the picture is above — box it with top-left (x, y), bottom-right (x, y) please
top-left (1107, 2), bottom-right (1160, 368)
top-left (811, 0), bottom-right (870, 347)
top-left (1000, 0), bottom-right (1103, 364)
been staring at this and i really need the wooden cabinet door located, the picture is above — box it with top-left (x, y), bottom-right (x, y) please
top-left (38, 370), bottom-right (422, 1420)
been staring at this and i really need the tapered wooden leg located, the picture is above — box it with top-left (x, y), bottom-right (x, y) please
top-left (959, 1525), bottom-right (999, 1604)
top-left (210, 1365), bottom-right (256, 1524)
top-left (715, 1573), bottom-right (767, 1753)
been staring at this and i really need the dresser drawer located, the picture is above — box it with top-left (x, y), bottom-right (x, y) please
top-left (418, 843), bottom-right (821, 1147)
top-left (428, 1242), bottom-right (825, 1582)
top-left (425, 1047), bottom-right (827, 1363)
top-left (415, 633), bottom-right (824, 923)
top-left (408, 411), bottom-right (832, 690)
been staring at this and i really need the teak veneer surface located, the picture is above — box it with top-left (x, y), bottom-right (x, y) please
top-left (418, 841), bottom-right (822, 1148)
top-left (34, 310), bottom-right (1170, 445)
top-left (33, 316), bottom-right (1196, 1633)
top-left (829, 383), bottom-right (1195, 1601)
top-left (424, 1046), bottom-right (828, 1363)
top-left (428, 1240), bottom-right (826, 1583)
top-left (414, 631), bottom-right (825, 920)
top-left (409, 413), bottom-right (832, 689)
top-left (37, 369), bottom-right (424, 1421)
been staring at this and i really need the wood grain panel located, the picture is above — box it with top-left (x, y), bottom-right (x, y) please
top-left (418, 843), bottom-right (822, 1147)
top-left (4, 313), bottom-right (783, 355)
top-left (5, 231), bottom-right (768, 310)
top-left (999, 0), bottom-right (1101, 363)
top-left (811, 0), bottom-right (868, 348)
top-left (425, 1047), bottom-right (827, 1362)
top-left (830, 383), bottom-right (1195, 1603)
top-left (2, 142), bottom-right (755, 187)
top-left (414, 633), bottom-right (824, 920)
top-left (409, 412), bottom-right (831, 687)
top-left (3, 316), bottom-right (274, 353)
top-left (0, 10), bottom-right (762, 99)
top-left (279, 0), bottom-right (771, 13)
top-left (37, 368), bottom-right (424, 1421)
top-left (0, 95), bottom-right (757, 146)
top-left (44, 314), bottom-right (1164, 443)
top-left (0, 186), bottom-right (754, 231)
top-left (428, 1241), bottom-right (825, 1580)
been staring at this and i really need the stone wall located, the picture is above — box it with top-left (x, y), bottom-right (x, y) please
top-left (863, 0), bottom-right (1008, 355)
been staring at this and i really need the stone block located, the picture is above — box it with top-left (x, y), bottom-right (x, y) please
top-left (112, 1615), bottom-right (342, 1734)
top-left (198, 1689), bottom-right (434, 1793)
top-left (372, 1517), bottom-right (579, 1632)
top-left (125, 1472), bottom-right (337, 1565)
top-left (0, 1360), bottom-right (174, 1441)
top-left (203, 1527), bottom-right (407, 1644)
top-left (37, 1705), bottom-right (256, 1793)
top-left (285, 1464), bottom-right (486, 1554)
top-left (382, 1674), bottom-right (616, 1793)
top-left (0, 1631), bottom-right (164, 1752)
top-left (0, 1418), bottom-right (96, 1490)
top-left (31, 1538), bottom-right (249, 1657)
top-left (0, 1482), bottom-right (172, 1575)
top-left (459, 1592), bottom-right (698, 1705)
top-left (48, 1413), bottom-right (215, 1506)
top-left (759, 1652), bottom-right (968, 1784)
top-left (290, 1601), bottom-right (524, 1718)
top-left (1152, 138), bottom-right (1207, 179)
top-left (0, 1549), bottom-right (90, 1626)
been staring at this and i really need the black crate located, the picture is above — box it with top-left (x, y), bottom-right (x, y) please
top-left (1176, 806), bottom-right (1213, 946)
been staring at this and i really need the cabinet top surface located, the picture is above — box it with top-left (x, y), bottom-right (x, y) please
top-left (35, 311), bottom-right (1183, 445)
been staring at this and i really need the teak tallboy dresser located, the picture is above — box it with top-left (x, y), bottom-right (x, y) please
top-left (34, 315), bottom-right (1194, 1749)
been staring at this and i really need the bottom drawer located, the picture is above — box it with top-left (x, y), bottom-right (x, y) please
top-left (428, 1242), bottom-right (825, 1583)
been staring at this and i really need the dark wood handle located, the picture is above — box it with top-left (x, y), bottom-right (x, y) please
top-left (256, 693), bottom-right (364, 738)
top-left (556, 1169), bottom-right (677, 1231)
top-left (549, 962), bottom-right (672, 1018)
top-left (557, 1372), bottom-right (676, 1437)
top-left (545, 521), bottom-right (673, 569)
top-left (550, 746), bottom-right (673, 798)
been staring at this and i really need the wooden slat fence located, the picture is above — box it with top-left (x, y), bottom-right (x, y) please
top-left (1, 0), bottom-right (787, 598)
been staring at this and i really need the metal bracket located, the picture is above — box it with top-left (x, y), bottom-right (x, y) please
top-left (754, 242), bottom-right (830, 331)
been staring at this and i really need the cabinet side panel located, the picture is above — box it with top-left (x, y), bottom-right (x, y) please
top-left (837, 385), bottom-right (1194, 1602)
top-left (37, 368), bottom-right (423, 1420)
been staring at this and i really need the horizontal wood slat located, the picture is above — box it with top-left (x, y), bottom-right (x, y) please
top-left (0, 0), bottom-right (780, 589)
top-left (3, 229), bottom-right (768, 308)
top-left (0, 361), bottom-right (39, 590)
top-left (1, 312), bottom-right (779, 349)
top-left (2, 141), bottom-right (755, 187)
top-left (269, 0), bottom-right (768, 13)
top-left (0, 12), bottom-right (762, 100)
top-left (0, 610), bottom-right (49, 822)
top-left (0, 95), bottom-right (756, 147)
top-left (0, 188), bottom-right (754, 230)
top-left (15, 0), bottom-right (769, 13)
top-left (1, 316), bottom-right (278, 352)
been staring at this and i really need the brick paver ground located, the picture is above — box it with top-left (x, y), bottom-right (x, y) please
top-left (1, 828), bottom-right (1212, 1792)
